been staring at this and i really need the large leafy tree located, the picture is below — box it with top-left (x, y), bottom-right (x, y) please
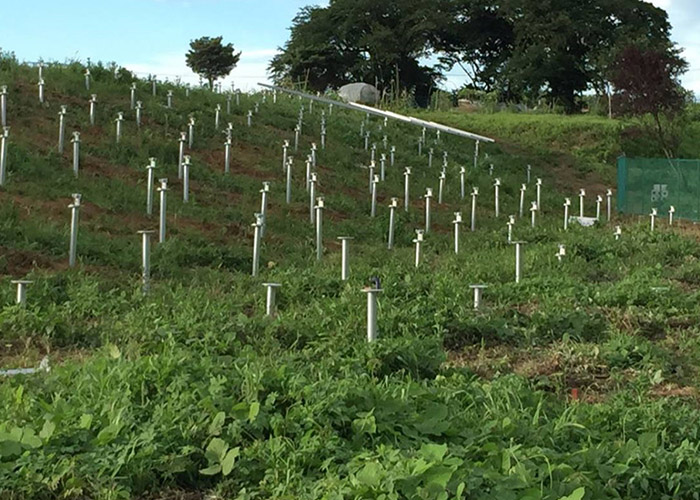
top-left (186, 36), bottom-right (241, 90)
top-left (269, 0), bottom-right (440, 106)
top-left (611, 46), bottom-right (688, 157)
top-left (432, 0), bottom-right (678, 112)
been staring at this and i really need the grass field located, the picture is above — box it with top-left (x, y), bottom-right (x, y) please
top-left (2, 56), bottom-right (700, 499)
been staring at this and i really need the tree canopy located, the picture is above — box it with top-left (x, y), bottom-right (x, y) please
top-left (186, 36), bottom-right (241, 90)
top-left (270, 0), bottom-right (684, 111)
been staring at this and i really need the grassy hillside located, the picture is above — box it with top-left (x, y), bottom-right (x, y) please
top-left (2, 56), bottom-right (700, 499)
top-left (419, 109), bottom-right (700, 184)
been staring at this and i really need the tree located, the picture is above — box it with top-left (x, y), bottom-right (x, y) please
top-left (186, 36), bottom-right (241, 90)
top-left (611, 46), bottom-right (687, 157)
top-left (432, 0), bottom-right (678, 112)
top-left (269, 0), bottom-right (440, 106)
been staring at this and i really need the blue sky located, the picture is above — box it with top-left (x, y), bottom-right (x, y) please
top-left (2, 0), bottom-right (698, 94)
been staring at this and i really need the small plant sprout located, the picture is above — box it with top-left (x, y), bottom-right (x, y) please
top-left (650, 207), bottom-right (657, 232)
top-left (579, 188), bottom-right (586, 217)
top-left (438, 170), bottom-right (446, 204)
top-left (390, 146), bottom-right (395, 167)
top-left (183, 155), bottom-right (191, 203)
top-left (669, 206), bottom-right (675, 226)
top-left (137, 230), bottom-right (156, 294)
top-left (519, 184), bottom-right (527, 218)
top-left (157, 178), bottom-right (167, 243)
top-left (38, 78), bottom-right (45, 104)
top-left (556, 244), bottom-right (566, 262)
top-left (309, 172), bottom-right (317, 224)
top-left (57, 105), bottom-right (67, 154)
top-left (130, 83), bottom-right (136, 110)
top-left (0, 85), bottom-right (6, 127)
top-left (362, 282), bottom-right (382, 343)
top-left (606, 188), bottom-right (613, 220)
top-left (471, 187), bottom-right (479, 232)
top-left (68, 193), bottom-right (82, 267)
top-left (564, 198), bottom-right (571, 230)
top-left (71, 131), bottom-right (80, 178)
top-left (371, 174), bottom-right (379, 217)
top-left (135, 101), bottom-right (143, 128)
top-left (511, 240), bottom-right (526, 283)
top-left (424, 187), bottom-right (433, 233)
top-left (262, 283), bottom-right (281, 317)
top-left (470, 284), bottom-right (487, 310)
top-left (11, 280), bottom-right (32, 306)
top-left (614, 225), bottom-right (622, 240)
top-left (315, 197), bottom-right (325, 261)
top-left (337, 236), bottom-right (353, 280)
top-left (167, 90), bottom-right (173, 109)
top-left (380, 154), bottom-right (386, 181)
top-left (387, 197), bottom-right (398, 250)
top-left (428, 148), bottom-right (433, 168)
top-left (260, 182), bottom-right (270, 237)
top-left (507, 215), bottom-right (515, 243)
top-left (453, 212), bottom-right (463, 254)
top-left (115, 112), bottom-right (124, 143)
top-left (413, 229), bottom-right (425, 268)
top-left (251, 212), bottom-right (264, 277)
top-left (89, 94), bottom-right (97, 125)
top-left (530, 201), bottom-right (538, 228)
top-left (146, 158), bottom-right (156, 216)
top-left (188, 116), bottom-right (195, 148)
top-left (460, 166), bottom-right (466, 199)
top-left (527, 164), bottom-right (531, 183)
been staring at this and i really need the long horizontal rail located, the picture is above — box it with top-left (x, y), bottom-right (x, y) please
top-left (258, 83), bottom-right (495, 144)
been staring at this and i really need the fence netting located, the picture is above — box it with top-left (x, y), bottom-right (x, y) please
top-left (617, 156), bottom-right (700, 221)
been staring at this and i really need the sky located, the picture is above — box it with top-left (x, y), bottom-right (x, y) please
top-left (1, 0), bottom-right (699, 95)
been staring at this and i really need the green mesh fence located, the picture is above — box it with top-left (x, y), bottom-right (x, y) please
top-left (617, 156), bottom-right (700, 221)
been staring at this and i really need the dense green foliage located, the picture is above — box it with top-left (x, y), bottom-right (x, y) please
top-left (186, 36), bottom-right (241, 90)
top-left (2, 56), bottom-right (700, 499)
top-left (270, 0), bottom-right (681, 111)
